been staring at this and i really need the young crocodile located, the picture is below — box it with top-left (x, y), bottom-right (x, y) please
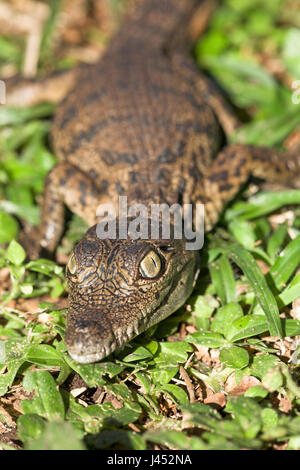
top-left (8, 0), bottom-right (300, 363)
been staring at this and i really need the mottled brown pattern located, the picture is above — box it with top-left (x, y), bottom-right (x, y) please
top-left (65, 222), bottom-right (198, 362)
top-left (16, 0), bottom-right (300, 362)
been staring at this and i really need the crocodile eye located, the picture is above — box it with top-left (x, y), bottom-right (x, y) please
top-left (67, 253), bottom-right (77, 275)
top-left (139, 250), bottom-right (161, 279)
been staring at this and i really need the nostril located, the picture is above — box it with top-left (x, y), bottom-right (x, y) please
top-left (65, 312), bottom-right (117, 362)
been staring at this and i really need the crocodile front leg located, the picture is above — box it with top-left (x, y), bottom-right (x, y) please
top-left (21, 163), bottom-right (103, 258)
top-left (192, 144), bottom-right (300, 230)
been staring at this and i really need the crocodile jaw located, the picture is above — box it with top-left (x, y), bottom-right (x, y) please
top-left (64, 223), bottom-right (200, 364)
top-left (65, 254), bottom-right (199, 364)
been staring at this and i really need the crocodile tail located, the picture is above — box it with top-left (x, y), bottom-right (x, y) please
top-left (110, 0), bottom-right (202, 53)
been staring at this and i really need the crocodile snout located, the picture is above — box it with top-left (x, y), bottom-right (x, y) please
top-left (65, 306), bottom-right (144, 364)
top-left (65, 313), bottom-right (122, 364)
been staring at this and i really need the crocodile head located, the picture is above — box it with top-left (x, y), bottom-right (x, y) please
top-left (64, 219), bottom-right (199, 363)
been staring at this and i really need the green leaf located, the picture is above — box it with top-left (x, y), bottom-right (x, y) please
top-left (145, 429), bottom-right (206, 450)
top-left (22, 370), bottom-right (65, 421)
top-left (0, 200), bottom-right (40, 226)
top-left (25, 344), bottom-right (71, 385)
top-left (134, 372), bottom-right (152, 394)
top-left (219, 345), bottom-right (249, 369)
top-left (159, 384), bottom-right (189, 406)
top-left (232, 107), bottom-right (300, 147)
top-left (182, 402), bottom-right (261, 448)
top-left (0, 212), bottom-right (19, 244)
top-left (288, 436), bottom-right (300, 450)
top-left (209, 255), bottom-right (237, 304)
top-left (63, 355), bottom-right (125, 387)
top-left (144, 340), bottom-right (159, 355)
top-left (0, 337), bottom-right (30, 363)
top-left (221, 242), bottom-right (283, 337)
top-left (0, 360), bottom-right (25, 396)
top-left (153, 342), bottom-right (193, 366)
top-left (211, 302), bottom-right (244, 339)
top-left (227, 191), bottom-right (300, 221)
top-left (17, 414), bottom-right (46, 444)
top-left (26, 421), bottom-right (85, 450)
top-left (284, 319), bottom-right (300, 337)
top-left (199, 54), bottom-right (277, 108)
top-left (229, 219), bottom-right (256, 249)
top-left (277, 272), bottom-right (300, 307)
top-left (250, 354), bottom-right (279, 380)
top-left (49, 277), bottom-right (64, 298)
top-left (283, 28), bottom-right (300, 77)
top-left (244, 386), bottom-right (268, 399)
top-left (102, 402), bottom-right (141, 426)
top-left (0, 104), bottom-right (55, 126)
top-left (267, 222), bottom-right (288, 260)
top-left (122, 344), bottom-right (153, 362)
top-left (88, 429), bottom-right (146, 450)
top-left (189, 294), bottom-right (219, 330)
top-left (105, 383), bottom-right (132, 402)
top-left (26, 258), bottom-right (63, 276)
top-left (261, 408), bottom-right (279, 431)
top-left (0, 37), bottom-right (20, 61)
top-left (185, 331), bottom-right (226, 348)
top-left (269, 235), bottom-right (300, 290)
top-left (149, 367), bottom-right (178, 386)
top-left (227, 314), bottom-right (268, 342)
top-left (26, 344), bottom-right (66, 367)
top-left (225, 397), bottom-right (262, 440)
top-left (39, 0), bottom-right (62, 63)
top-left (262, 367), bottom-right (283, 392)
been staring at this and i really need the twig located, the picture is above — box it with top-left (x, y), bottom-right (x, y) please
top-left (179, 365), bottom-right (195, 403)
top-left (128, 423), bottom-right (141, 433)
top-left (0, 2), bottom-right (49, 77)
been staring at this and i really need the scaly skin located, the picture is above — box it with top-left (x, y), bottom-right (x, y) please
top-left (8, 0), bottom-right (300, 363)
top-left (65, 220), bottom-right (199, 363)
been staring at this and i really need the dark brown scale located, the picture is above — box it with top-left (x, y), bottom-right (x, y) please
top-left (10, 0), bottom-right (300, 363)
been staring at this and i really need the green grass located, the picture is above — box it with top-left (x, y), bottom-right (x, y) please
top-left (1, 0), bottom-right (300, 450)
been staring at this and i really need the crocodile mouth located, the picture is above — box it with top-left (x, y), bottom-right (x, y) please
top-left (67, 343), bottom-right (119, 364)
top-left (67, 333), bottom-right (118, 364)
top-left (65, 310), bottom-right (147, 364)
top-left (68, 350), bottom-right (108, 364)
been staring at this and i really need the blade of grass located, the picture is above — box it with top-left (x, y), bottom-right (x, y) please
top-left (277, 272), bottom-right (300, 307)
top-left (209, 254), bottom-right (237, 304)
top-left (267, 222), bottom-right (288, 261)
top-left (268, 235), bottom-right (300, 290)
top-left (0, 104), bottom-right (55, 127)
top-left (226, 191), bottom-right (300, 221)
top-left (218, 242), bottom-right (283, 338)
top-left (39, 0), bottom-right (62, 65)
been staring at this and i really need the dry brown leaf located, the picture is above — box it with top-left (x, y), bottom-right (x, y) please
top-left (204, 392), bottom-right (226, 408)
top-left (225, 374), bottom-right (261, 396)
top-left (290, 298), bottom-right (300, 320)
top-left (269, 211), bottom-right (295, 228)
top-left (278, 395), bottom-right (292, 414)
top-left (256, 259), bottom-right (270, 275)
